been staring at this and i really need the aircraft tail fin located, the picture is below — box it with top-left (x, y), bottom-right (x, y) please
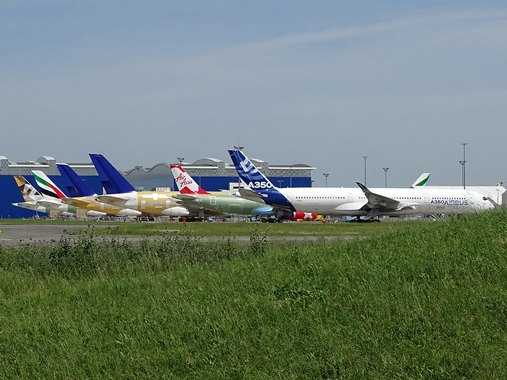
top-left (57, 163), bottom-right (95, 197)
top-left (228, 149), bottom-right (296, 212)
top-left (170, 164), bottom-right (209, 194)
top-left (31, 170), bottom-right (67, 199)
top-left (13, 175), bottom-right (43, 201)
top-left (411, 173), bottom-right (431, 188)
top-left (89, 154), bottom-right (136, 194)
top-left (228, 149), bottom-right (276, 192)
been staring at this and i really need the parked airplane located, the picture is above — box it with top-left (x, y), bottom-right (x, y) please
top-left (408, 172), bottom-right (504, 206)
top-left (56, 163), bottom-right (142, 217)
top-left (12, 175), bottom-right (77, 217)
top-left (90, 154), bottom-right (189, 217)
top-left (228, 149), bottom-right (495, 220)
top-left (171, 164), bottom-right (324, 221)
top-left (31, 170), bottom-right (107, 217)
top-left (170, 164), bottom-right (273, 216)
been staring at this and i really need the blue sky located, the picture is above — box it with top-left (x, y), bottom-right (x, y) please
top-left (1, 1), bottom-right (506, 187)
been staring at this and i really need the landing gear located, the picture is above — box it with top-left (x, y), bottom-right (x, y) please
top-left (347, 217), bottom-right (381, 223)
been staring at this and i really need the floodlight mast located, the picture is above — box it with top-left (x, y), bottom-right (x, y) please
top-left (459, 143), bottom-right (467, 189)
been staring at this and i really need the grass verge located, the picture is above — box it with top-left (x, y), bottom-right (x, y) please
top-left (0, 211), bottom-right (505, 378)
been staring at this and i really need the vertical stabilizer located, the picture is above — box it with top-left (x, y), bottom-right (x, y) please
top-left (411, 173), bottom-right (431, 188)
top-left (89, 154), bottom-right (136, 194)
top-left (228, 150), bottom-right (276, 192)
top-left (13, 175), bottom-right (43, 201)
top-left (228, 149), bottom-right (295, 211)
top-left (57, 163), bottom-right (95, 197)
top-left (32, 170), bottom-right (67, 199)
top-left (170, 165), bottom-right (209, 194)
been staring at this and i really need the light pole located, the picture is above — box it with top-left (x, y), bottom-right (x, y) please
top-left (177, 156), bottom-right (184, 165)
top-left (363, 156), bottom-right (367, 186)
top-left (383, 167), bottom-right (389, 188)
top-left (459, 143), bottom-right (467, 189)
top-left (323, 173), bottom-right (329, 187)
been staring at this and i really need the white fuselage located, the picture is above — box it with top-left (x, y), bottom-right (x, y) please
top-left (277, 187), bottom-right (494, 216)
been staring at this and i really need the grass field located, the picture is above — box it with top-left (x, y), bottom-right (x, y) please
top-left (0, 211), bottom-right (505, 378)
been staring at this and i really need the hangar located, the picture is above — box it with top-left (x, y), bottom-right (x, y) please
top-left (0, 155), bottom-right (315, 218)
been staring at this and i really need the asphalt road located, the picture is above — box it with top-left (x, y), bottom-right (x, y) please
top-left (0, 224), bottom-right (345, 247)
top-left (0, 224), bottom-right (87, 246)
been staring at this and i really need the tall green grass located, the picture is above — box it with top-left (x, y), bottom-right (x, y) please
top-left (0, 211), bottom-right (505, 378)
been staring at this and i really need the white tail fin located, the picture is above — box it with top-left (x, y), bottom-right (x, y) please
top-left (170, 165), bottom-right (209, 194)
top-left (31, 170), bottom-right (67, 199)
top-left (411, 173), bottom-right (431, 188)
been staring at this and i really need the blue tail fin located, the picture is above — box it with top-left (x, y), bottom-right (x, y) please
top-left (89, 154), bottom-right (136, 194)
top-left (228, 149), bottom-right (295, 211)
top-left (228, 150), bottom-right (276, 192)
top-left (57, 163), bottom-right (95, 197)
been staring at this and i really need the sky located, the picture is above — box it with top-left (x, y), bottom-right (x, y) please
top-left (1, 0), bottom-right (506, 187)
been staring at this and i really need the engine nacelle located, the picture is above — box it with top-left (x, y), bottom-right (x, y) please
top-left (162, 206), bottom-right (190, 217)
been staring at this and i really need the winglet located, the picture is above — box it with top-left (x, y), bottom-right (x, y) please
top-left (170, 164), bottom-right (209, 194)
top-left (356, 182), bottom-right (370, 194)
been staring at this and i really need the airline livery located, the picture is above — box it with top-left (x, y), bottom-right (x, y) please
top-left (90, 154), bottom-right (189, 217)
top-left (228, 149), bottom-right (495, 219)
top-left (170, 164), bottom-right (274, 217)
top-left (56, 164), bottom-right (142, 217)
top-left (32, 170), bottom-right (107, 217)
top-left (171, 164), bottom-right (323, 221)
top-left (11, 175), bottom-right (67, 216)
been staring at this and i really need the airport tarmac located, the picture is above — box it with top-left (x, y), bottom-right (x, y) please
top-left (0, 224), bottom-right (87, 246)
top-left (0, 224), bottom-right (344, 247)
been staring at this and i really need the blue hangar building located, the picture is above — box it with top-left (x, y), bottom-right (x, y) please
top-left (0, 155), bottom-right (316, 218)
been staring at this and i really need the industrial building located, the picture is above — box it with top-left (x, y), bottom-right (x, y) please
top-left (0, 155), bottom-right (316, 218)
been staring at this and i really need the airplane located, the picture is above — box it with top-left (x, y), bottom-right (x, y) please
top-left (89, 154), bottom-right (189, 217)
top-left (31, 170), bottom-right (107, 217)
top-left (171, 164), bottom-right (273, 217)
top-left (228, 149), bottom-right (495, 220)
top-left (56, 163), bottom-right (142, 217)
top-left (11, 175), bottom-right (77, 217)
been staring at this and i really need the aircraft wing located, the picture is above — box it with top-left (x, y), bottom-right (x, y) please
top-left (95, 195), bottom-right (128, 205)
top-left (61, 198), bottom-right (90, 208)
top-left (238, 188), bottom-right (267, 203)
top-left (172, 194), bottom-right (197, 201)
top-left (356, 182), bottom-right (401, 210)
